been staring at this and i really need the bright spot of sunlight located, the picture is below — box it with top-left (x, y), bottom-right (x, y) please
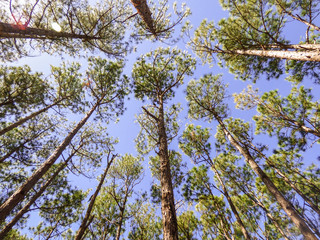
top-left (52, 22), bottom-right (62, 32)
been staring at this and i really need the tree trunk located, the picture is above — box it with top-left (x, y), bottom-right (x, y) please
top-left (75, 155), bottom-right (115, 240)
top-left (0, 149), bottom-right (78, 239)
top-left (0, 98), bottom-right (64, 136)
top-left (273, 167), bottom-right (320, 216)
top-left (130, 0), bottom-right (156, 35)
top-left (0, 22), bottom-right (101, 40)
top-left (215, 117), bottom-right (318, 240)
top-left (211, 165), bottom-right (251, 240)
top-left (115, 205), bottom-right (126, 240)
top-left (0, 97), bottom-right (103, 223)
top-left (0, 125), bottom-right (52, 163)
top-left (213, 47), bottom-right (320, 62)
top-left (158, 99), bottom-right (179, 240)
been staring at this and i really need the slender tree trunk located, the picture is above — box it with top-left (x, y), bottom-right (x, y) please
top-left (115, 205), bottom-right (126, 240)
top-left (212, 47), bottom-right (320, 62)
top-left (234, 180), bottom-right (290, 240)
top-left (214, 116), bottom-right (318, 240)
top-left (273, 167), bottom-right (320, 216)
top-left (130, 0), bottom-right (156, 35)
top-left (211, 165), bottom-right (251, 240)
top-left (158, 99), bottom-right (179, 240)
top-left (0, 22), bottom-right (101, 40)
top-left (0, 97), bottom-right (103, 223)
top-left (0, 125), bottom-right (52, 163)
top-left (0, 98), bottom-right (64, 136)
top-left (75, 154), bottom-right (115, 240)
top-left (0, 149), bottom-right (78, 239)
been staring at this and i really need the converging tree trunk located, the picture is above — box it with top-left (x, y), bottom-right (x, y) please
top-left (0, 98), bottom-right (65, 136)
top-left (75, 154), bottom-right (115, 240)
top-left (0, 22), bottom-right (102, 40)
top-left (130, 0), bottom-right (156, 35)
top-left (212, 47), bottom-right (320, 62)
top-left (0, 149), bottom-right (78, 239)
top-left (215, 116), bottom-right (318, 240)
top-left (0, 96), bottom-right (104, 223)
top-left (158, 99), bottom-right (179, 240)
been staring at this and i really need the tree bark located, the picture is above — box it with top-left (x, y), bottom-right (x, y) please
top-left (115, 203), bottom-right (126, 240)
top-left (215, 116), bottom-right (318, 240)
top-left (158, 99), bottom-right (179, 240)
top-left (130, 0), bottom-right (156, 35)
top-left (0, 125), bottom-right (52, 163)
top-left (0, 97), bottom-right (103, 223)
top-left (0, 22), bottom-right (101, 40)
top-left (0, 149), bottom-right (78, 239)
top-left (216, 48), bottom-right (320, 62)
top-left (0, 98), bottom-right (65, 137)
top-left (75, 154), bottom-right (115, 240)
top-left (211, 165), bottom-right (251, 240)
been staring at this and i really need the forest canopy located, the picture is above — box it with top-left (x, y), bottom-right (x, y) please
top-left (0, 0), bottom-right (320, 239)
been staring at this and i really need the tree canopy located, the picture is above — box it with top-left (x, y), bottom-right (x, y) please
top-left (1, 0), bottom-right (320, 239)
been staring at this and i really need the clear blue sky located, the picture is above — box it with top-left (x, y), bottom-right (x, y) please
top-left (6, 0), bottom-right (320, 235)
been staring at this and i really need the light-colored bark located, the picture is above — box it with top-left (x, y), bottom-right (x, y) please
top-left (0, 22), bottom-right (101, 40)
top-left (216, 48), bottom-right (320, 62)
top-left (215, 116), bottom-right (318, 240)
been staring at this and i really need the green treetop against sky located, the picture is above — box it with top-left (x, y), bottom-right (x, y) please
top-left (0, 0), bottom-right (320, 239)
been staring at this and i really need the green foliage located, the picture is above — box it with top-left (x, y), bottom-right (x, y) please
top-left (0, 65), bottom-right (50, 119)
top-left (180, 124), bottom-right (212, 164)
top-left (186, 74), bottom-right (228, 122)
top-left (133, 0), bottom-right (191, 41)
top-left (149, 150), bottom-right (187, 203)
top-left (132, 47), bottom-right (196, 102)
top-left (190, 0), bottom-right (320, 82)
top-left (0, 0), bottom-right (133, 61)
top-left (85, 57), bottom-right (130, 120)
top-left (234, 84), bottom-right (320, 150)
top-left (177, 210), bottom-right (200, 240)
top-left (86, 154), bottom-right (144, 240)
top-left (128, 203), bottom-right (162, 240)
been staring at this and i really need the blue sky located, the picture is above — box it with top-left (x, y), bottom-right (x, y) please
top-left (5, 0), bottom-right (320, 236)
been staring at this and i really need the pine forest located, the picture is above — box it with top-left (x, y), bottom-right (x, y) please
top-left (0, 0), bottom-right (320, 239)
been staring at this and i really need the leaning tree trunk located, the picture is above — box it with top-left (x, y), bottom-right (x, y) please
top-left (158, 99), bottom-right (179, 240)
top-left (0, 22), bottom-right (101, 40)
top-left (210, 164), bottom-right (251, 240)
top-left (75, 155), bottom-right (115, 240)
top-left (0, 98), bottom-right (65, 136)
top-left (0, 149), bottom-right (78, 239)
top-left (115, 196), bottom-right (128, 240)
top-left (130, 0), bottom-right (156, 36)
top-left (0, 96), bottom-right (104, 223)
top-left (213, 46), bottom-right (320, 62)
top-left (0, 125), bottom-right (52, 163)
top-left (214, 116), bottom-right (318, 240)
